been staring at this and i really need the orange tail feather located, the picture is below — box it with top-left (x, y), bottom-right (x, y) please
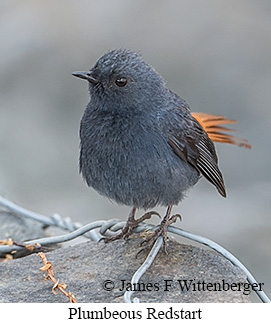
top-left (192, 112), bottom-right (251, 149)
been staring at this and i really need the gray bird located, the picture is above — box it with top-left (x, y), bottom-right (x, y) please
top-left (72, 49), bottom-right (250, 246)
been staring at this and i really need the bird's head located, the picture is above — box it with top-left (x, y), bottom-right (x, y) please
top-left (72, 49), bottom-right (165, 113)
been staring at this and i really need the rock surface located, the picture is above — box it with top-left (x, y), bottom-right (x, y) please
top-left (0, 237), bottom-right (250, 302)
top-left (0, 211), bottom-right (47, 258)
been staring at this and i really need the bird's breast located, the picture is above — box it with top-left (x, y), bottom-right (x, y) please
top-left (79, 110), bottom-right (199, 208)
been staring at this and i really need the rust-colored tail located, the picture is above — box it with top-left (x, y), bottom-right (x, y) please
top-left (192, 112), bottom-right (251, 149)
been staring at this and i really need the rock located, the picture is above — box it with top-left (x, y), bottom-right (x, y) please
top-left (0, 211), bottom-right (47, 258)
top-left (0, 237), bottom-right (250, 302)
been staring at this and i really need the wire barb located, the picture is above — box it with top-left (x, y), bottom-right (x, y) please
top-left (38, 252), bottom-right (77, 303)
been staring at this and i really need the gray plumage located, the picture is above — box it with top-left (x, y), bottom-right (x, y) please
top-left (75, 49), bottom-right (226, 210)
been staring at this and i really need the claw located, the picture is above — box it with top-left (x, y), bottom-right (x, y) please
top-left (99, 206), bottom-right (179, 252)
top-left (136, 247), bottom-right (146, 259)
top-left (99, 208), bottom-right (161, 243)
top-left (168, 213), bottom-right (182, 225)
top-left (139, 205), bottom-right (179, 253)
top-left (100, 230), bottom-right (128, 243)
top-left (141, 211), bottom-right (161, 220)
top-left (133, 210), bottom-right (161, 224)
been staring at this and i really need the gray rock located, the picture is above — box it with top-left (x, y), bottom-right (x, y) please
top-left (0, 237), bottom-right (250, 302)
top-left (0, 211), bottom-right (46, 257)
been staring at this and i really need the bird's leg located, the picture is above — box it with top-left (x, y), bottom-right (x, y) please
top-left (141, 205), bottom-right (182, 253)
top-left (102, 207), bottom-right (160, 243)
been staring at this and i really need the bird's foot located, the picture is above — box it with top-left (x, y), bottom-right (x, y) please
top-left (140, 211), bottom-right (182, 254)
top-left (101, 208), bottom-right (160, 243)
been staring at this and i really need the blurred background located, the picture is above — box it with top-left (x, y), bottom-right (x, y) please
top-left (0, 0), bottom-right (270, 301)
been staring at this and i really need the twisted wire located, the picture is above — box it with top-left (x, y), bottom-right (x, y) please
top-left (0, 195), bottom-right (270, 303)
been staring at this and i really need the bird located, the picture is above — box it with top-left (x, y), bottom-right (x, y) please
top-left (72, 49), bottom-right (251, 247)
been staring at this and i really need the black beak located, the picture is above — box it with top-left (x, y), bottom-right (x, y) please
top-left (72, 71), bottom-right (99, 84)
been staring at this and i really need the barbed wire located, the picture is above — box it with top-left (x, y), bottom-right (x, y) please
top-left (0, 195), bottom-right (270, 303)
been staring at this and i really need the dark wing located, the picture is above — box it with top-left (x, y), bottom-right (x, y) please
top-left (167, 112), bottom-right (226, 197)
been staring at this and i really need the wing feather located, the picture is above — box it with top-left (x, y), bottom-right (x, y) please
top-left (192, 112), bottom-right (251, 149)
top-left (168, 116), bottom-right (227, 197)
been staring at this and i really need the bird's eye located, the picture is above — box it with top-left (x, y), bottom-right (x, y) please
top-left (115, 77), bottom-right (128, 87)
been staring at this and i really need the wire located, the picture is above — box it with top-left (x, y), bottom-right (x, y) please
top-left (124, 236), bottom-right (163, 303)
top-left (0, 195), bottom-right (270, 303)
